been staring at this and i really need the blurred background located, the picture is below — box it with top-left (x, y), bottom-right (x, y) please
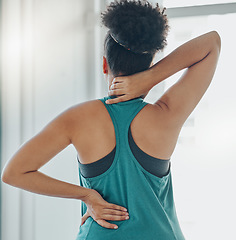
top-left (1, 0), bottom-right (236, 240)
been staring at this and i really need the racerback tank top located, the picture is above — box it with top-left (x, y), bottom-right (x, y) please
top-left (76, 95), bottom-right (185, 240)
top-left (77, 123), bottom-right (170, 179)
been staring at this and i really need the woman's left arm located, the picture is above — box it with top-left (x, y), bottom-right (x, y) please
top-left (1, 106), bottom-right (90, 202)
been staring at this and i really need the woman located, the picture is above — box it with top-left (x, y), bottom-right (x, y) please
top-left (1, 0), bottom-right (221, 239)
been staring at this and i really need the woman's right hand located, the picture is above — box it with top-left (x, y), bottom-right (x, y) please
top-left (81, 189), bottom-right (129, 229)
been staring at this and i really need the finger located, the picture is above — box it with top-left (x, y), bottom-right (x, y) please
top-left (102, 214), bottom-right (129, 221)
top-left (108, 89), bottom-right (124, 96)
top-left (96, 219), bottom-right (119, 230)
top-left (109, 82), bottom-right (123, 90)
top-left (107, 203), bottom-right (128, 212)
top-left (103, 208), bottom-right (129, 216)
top-left (105, 95), bottom-right (130, 104)
top-left (81, 211), bottom-right (89, 226)
top-left (112, 78), bottom-right (122, 84)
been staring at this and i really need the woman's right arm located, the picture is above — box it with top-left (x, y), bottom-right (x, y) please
top-left (107, 31), bottom-right (221, 126)
top-left (148, 30), bottom-right (221, 127)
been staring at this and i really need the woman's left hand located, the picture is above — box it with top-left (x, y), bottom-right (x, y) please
top-left (105, 71), bottom-right (153, 104)
top-left (80, 189), bottom-right (129, 229)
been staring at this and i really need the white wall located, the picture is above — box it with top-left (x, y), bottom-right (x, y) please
top-left (1, 1), bottom-right (106, 240)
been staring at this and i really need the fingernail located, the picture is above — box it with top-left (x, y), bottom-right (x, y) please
top-left (114, 225), bottom-right (118, 229)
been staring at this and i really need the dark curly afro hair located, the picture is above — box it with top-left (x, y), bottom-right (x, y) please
top-left (101, 0), bottom-right (169, 76)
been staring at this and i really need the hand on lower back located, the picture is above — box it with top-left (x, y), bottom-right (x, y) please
top-left (105, 71), bottom-right (153, 104)
top-left (81, 189), bottom-right (129, 229)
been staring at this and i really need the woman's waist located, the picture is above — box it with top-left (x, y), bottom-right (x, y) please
top-left (77, 213), bottom-right (184, 240)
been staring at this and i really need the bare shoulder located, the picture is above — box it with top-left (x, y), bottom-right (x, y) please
top-left (133, 100), bottom-right (180, 137)
top-left (64, 99), bottom-right (109, 135)
top-left (142, 101), bottom-right (177, 129)
top-left (142, 100), bottom-right (183, 139)
top-left (64, 99), bottom-right (104, 119)
top-left (131, 101), bottom-right (181, 160)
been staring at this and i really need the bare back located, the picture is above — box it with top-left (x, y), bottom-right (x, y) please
top-left (71, 100), bottom-right (181, 165)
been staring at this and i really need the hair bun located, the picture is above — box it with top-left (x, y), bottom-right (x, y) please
top-left (101, 0), bottom-right (169, 54)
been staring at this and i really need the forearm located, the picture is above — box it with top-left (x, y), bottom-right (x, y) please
top-left (146, 31), bottom-right (221, 87)
top-left (3, 170), bottom-right (90, 202)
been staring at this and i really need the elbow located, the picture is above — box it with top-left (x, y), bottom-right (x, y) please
top-left (1, 169), bottom-right (18, 185)
top-left (1, 171), bottom-right (11, 184)
top-left (211, 31), bottom-right (221, 53)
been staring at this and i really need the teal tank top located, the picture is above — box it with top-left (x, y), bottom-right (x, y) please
top-left (76, 95), bottom-right (185, 240)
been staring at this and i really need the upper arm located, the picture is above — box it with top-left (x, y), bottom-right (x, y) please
top-left (155, 43), bottom-right (220, 128)
top-left (2, 107), bottom-right (75, 180)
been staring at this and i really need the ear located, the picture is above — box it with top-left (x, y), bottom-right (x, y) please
top-left (103, 56), bottom-right (108, 74)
